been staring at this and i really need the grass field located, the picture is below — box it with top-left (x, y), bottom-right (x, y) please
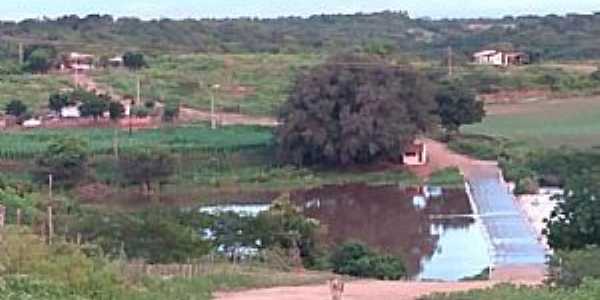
top-left (92, 53), bottom-right (323, 116)
top-left (0, 74), bottom-right (73, 112)
top-left (463, 96), bottom-right (600, 149)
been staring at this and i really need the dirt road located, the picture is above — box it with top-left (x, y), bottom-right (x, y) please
top-left (216, 280), bottom-right (497, 300)
top-left (71, 72), bottom-right (279, 127)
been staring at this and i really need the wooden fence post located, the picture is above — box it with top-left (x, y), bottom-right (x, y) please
top-left (47, 206), bottom-right (53, 245)
top-left (0, 205), bottom-right (5, 229)
top-left (0, 205), bottom-right (5, 242)
top-left (16, 208), bottom-right (21, 226)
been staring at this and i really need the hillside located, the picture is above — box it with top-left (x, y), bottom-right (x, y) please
top-left (1, 12), bottom-right (600, 60)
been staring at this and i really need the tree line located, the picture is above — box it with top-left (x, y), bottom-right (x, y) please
top-left (2, 11), bottom-right (600, 60)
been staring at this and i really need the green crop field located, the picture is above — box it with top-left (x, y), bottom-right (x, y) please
top-left (0, 124), bottom-right (272, 160)
top-left (92, 53), bottom-right (323, 116)
top-left (463, 96), bottom-right (600, 149)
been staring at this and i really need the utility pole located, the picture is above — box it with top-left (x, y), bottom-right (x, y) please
top-left (18, 42), bottom-right (24, 65)
top-left (47, 206), bottom-right (53, 245)
top-left (48, 173), bottom-right (53, 200)
top-left (136, 75), bottom-right (141, 106)
top-left (448, 46), bottom-right (453, 77)
top-left (210, 84), bottom-right (220, 130)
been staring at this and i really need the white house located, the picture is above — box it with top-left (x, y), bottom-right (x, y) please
top-left (473, 50), bottom-right (530, 67)
top-left (473, 50), bottom-right (504, 66)
top-left (61, 52), bottom-right (95, 71)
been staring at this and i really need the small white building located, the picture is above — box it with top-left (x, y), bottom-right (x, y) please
top-left (108, 56), bottom-right (124, 67)
top-left (473, 50), bottom-right (530, 67)
top-left (403, 142), bottom-right (427, 166)
top-left (61, 52), bottom-right (95, 71)
top-left (473, 50), bottom-right (504, 66)
top-left (61, 105), bottom-right (81, 118)
top-left (22, 118), bottom-right (42, 128)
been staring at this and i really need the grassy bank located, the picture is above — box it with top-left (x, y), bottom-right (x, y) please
top-left (421, 280), bottom-right (600, 300)
top-left (0, 226), bottom-right (332, 300)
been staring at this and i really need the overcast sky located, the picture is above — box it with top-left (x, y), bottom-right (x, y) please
top-left (2, 0), bottom-right (599, 21)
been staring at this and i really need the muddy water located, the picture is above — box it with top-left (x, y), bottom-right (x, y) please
top-left (291, 184), bottom-right (491, 281)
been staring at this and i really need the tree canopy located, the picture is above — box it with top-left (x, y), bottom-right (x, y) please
top-left (118, 148), bottom-right (175, 195)
top-left (5, 99), bottom-right (28, 118)
top-left (108, 101), bottom-right (125, 121)
top-left (122, 52), bottom-right (147, 70)
top-left (77, 90), bottom-right (108, 120)
top-left (276, 54), bottom-right (439, 166)
top-left (48, 93), bottom-right (70, 115)
top-left (435, 81), bottom-right (485, 132)
top-left (35, 137), bottom-right (89, 185)
top-left (545, 172), bottom-right (600, 250)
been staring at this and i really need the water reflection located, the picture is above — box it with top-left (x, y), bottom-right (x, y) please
top-left (291, 184), bottom-right (490, 281)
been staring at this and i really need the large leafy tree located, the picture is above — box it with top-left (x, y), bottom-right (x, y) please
top-left (545, 172), bottom-right (600, 250)
top-left (276, 54), bottom-right (439, 166)
top-left (77, 90), bottom-right (108, 120)
top-left (35, 137), bottom-right (89, 185)
top-left (119, 148), bottom-right (175, 195)
top-left (23, 46), bottom-right (57, 74)
top-left (435, 81), bottom-right (485, 133)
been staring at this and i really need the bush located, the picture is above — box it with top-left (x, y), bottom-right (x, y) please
top-left (330, 242), bottom-right (406, 280)
top-left (548, 248), bottom-right (600, 287)
top-left (514, 176), bottom-right (539, 195)
top-left (131, 106), bottom-right (150, 118)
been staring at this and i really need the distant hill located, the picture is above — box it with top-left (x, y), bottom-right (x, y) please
top-left (1, 11), bottom-right (600, 60)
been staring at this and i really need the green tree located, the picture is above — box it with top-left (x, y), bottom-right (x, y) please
top-left (108, 101), bottom-right (125, 121)
top-left (330, 242), bottom-right (406, 280)
top-left (435, 81), bottom-right (485, 133)
top-left (35, 137), bottom-right (89, 185)
top-left (545, 172), bottom-right (600, 250)
top-left (24, 47), bottom-right (56, 73)
top-left (162, 101), bottom-right (180, 122)
top-left (48, 93), bottom-right (69, 115)
top-left (79, 94), bottom-right (108, 120)
top-left (122, 52), bottom-right (147, 70)
top-left (118, 149), bottom-right (175, 195)
top-left (5, 99), bottom-right (28, 118)
top-left (276, 54), bottom-right (438, 166)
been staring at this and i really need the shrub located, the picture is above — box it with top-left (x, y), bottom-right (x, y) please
top-left (131, 106), bottom-right (150, 118)
top-left (548, 248), bottom-right (600, 287)
top-left (330, 242), bottom-right (406, 280)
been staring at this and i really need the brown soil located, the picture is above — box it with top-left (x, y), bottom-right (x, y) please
top-left (178, 106), bottom-right (277, 127)
top-left (215, 280), bottom-right (500, 300)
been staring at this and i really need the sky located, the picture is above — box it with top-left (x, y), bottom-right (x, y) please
top-left (1, 0), bottom-right (599, 21)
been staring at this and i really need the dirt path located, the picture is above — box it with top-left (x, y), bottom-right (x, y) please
top-left (216, 280), bottom-right (500, 300)
top-left (70, 72), bottom-right (279, 127)
top-left (409, 138), bottom-right (496, 178)
top-left (178, 107), bottom-right (278, 127)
